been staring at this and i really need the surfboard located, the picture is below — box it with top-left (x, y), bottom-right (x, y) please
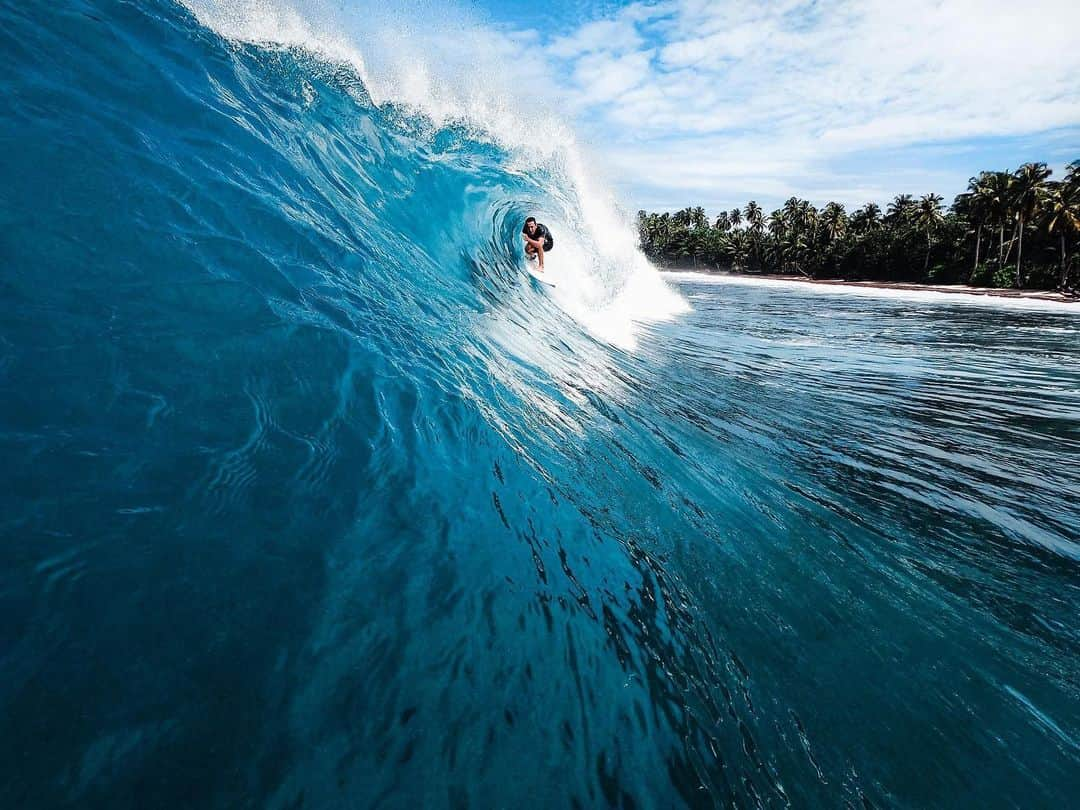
top-left (527, 268), bottom-right (556, 288)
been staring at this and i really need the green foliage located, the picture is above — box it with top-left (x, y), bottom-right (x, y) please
top-left (1023, 263), bottom-right (1060, 290)
top-left (636, 160), bottom-right (1080, 291)
top-left (926, 262), bottom-right (948, 282)
top-left (969, 263), bottom-right (994, 287)
top-left (992, 264), bottom-right (1015, 289)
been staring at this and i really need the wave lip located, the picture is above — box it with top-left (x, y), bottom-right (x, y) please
top-left (179, 0), bottom-right (687, 349)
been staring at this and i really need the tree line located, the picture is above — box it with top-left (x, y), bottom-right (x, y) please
top-left (636, 161), bottom-right (1080, 291)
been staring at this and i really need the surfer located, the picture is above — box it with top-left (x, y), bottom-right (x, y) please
top-left (522, 216), bottom-right (554, 271)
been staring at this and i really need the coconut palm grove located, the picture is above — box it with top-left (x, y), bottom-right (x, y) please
top-left (637, 161), bottom-right (1080, 291)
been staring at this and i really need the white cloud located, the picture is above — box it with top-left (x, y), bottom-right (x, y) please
top-left (572, 49), bottom-right (655, 104)
top-left (539, 0), bottom-right (1080, 210)
top-left (549, 15), bottom-right (645, 58)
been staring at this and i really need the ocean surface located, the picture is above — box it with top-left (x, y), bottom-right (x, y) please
top-left (2, 2), bottom-right (1079, 808)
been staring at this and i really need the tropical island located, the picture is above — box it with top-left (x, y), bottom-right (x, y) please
top-left (637, 161), bottom-right (1079, 294)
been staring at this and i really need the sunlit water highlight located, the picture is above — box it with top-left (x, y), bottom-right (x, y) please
top-left (1, 2), bottom-right (1078, 808)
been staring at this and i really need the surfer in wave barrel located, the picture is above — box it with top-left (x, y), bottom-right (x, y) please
top-left (522, 216), bottom-right (554, 271)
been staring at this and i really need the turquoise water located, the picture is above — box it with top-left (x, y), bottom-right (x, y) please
top-left (2, 2), bottom-right (1079, 807)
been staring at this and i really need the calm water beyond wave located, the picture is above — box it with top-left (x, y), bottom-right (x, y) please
top-left (2, 2), bottom-right (1079, 807)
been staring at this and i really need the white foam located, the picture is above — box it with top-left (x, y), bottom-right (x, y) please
top-left (667, 272), bottom-right (1080, 314)
top-left (181, 0), bottom-right (372, 79)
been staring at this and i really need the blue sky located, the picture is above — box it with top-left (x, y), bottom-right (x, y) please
top-left (471, 0), bottom-right (1080, 215)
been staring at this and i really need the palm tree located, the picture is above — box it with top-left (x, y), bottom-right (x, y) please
top-left (729, 207), bottom-right (742, 229)
top-left (915, 193), bottom-right (945, 275)
top-left (781, 197), bottom-right (801, 226)
top-left (729, 229), bottom-right (750, 270)
top-left (768, 209), bottom-right (785, 237)
top-left (1010, 162), bottom-right (1052, 286)
top-left (780, 198), bottom-right (802, 273)
top-left (667, 226), bottom-right (691, 265)
top-left (1042, 162), bottom-right (1080, 288)
top-left (768, 209), bottom-right (787, 272)
top-left (863, 202), bottom-right (882, 229)
top-left (778, 198), bottom-right (815, 276)
top-left (821, 202), bottom-right (848, 242)
top-left (714, 211), bottom-right (730, 231)
top-left (705, 228), bottom-right (733, 269)
top-left (886, 194), bottom-right (915, 225)
top-left (850, 202), bottom-right (881, 235)
top-left (744, 201), bottom-right (763, 231)
top-left (958, 173), bottom-right (993, 275)
top-left (974, 171), bottom-right (1013, 267)
top-left (689, 225), bottom-right (709, 267)
top-left (644, 212), bottom-right (673, 261)
top-left (801, 200), bottom-right (819, 239)
top-left (743, 201), bottom-right (764, 269)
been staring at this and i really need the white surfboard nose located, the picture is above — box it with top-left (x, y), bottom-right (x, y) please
top-left (527, 268), bottom-right (556, 287)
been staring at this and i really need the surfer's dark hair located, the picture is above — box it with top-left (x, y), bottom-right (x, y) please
top-left (525, 216), bottom-right (536, 225)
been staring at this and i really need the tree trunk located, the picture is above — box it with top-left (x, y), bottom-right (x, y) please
top-left (999, 224), bottom-right (1005, 265)
top-left (1062, 233), bottom-right (1069, 289)
top-left (924, 230), bottom-right (931, 276)
top-left (1015, 216), bottom-right (1024, 287)
top-left (973, 223), bottom-right (982, 273)
top-left (1003, 221), bottom-right (1018, 267)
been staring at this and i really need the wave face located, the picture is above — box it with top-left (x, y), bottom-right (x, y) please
top-left (2, 2), bottom-right (1079, 808)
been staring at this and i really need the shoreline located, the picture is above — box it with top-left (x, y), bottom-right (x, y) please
top-left (663, 270), bottom-right (1079, 304)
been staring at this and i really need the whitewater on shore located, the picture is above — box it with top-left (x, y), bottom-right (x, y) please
top-left (666, 271), bottom-right (1080, 310)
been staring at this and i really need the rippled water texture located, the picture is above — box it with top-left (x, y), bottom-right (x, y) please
top-left (2, 2), bottom-right (1079, 808)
